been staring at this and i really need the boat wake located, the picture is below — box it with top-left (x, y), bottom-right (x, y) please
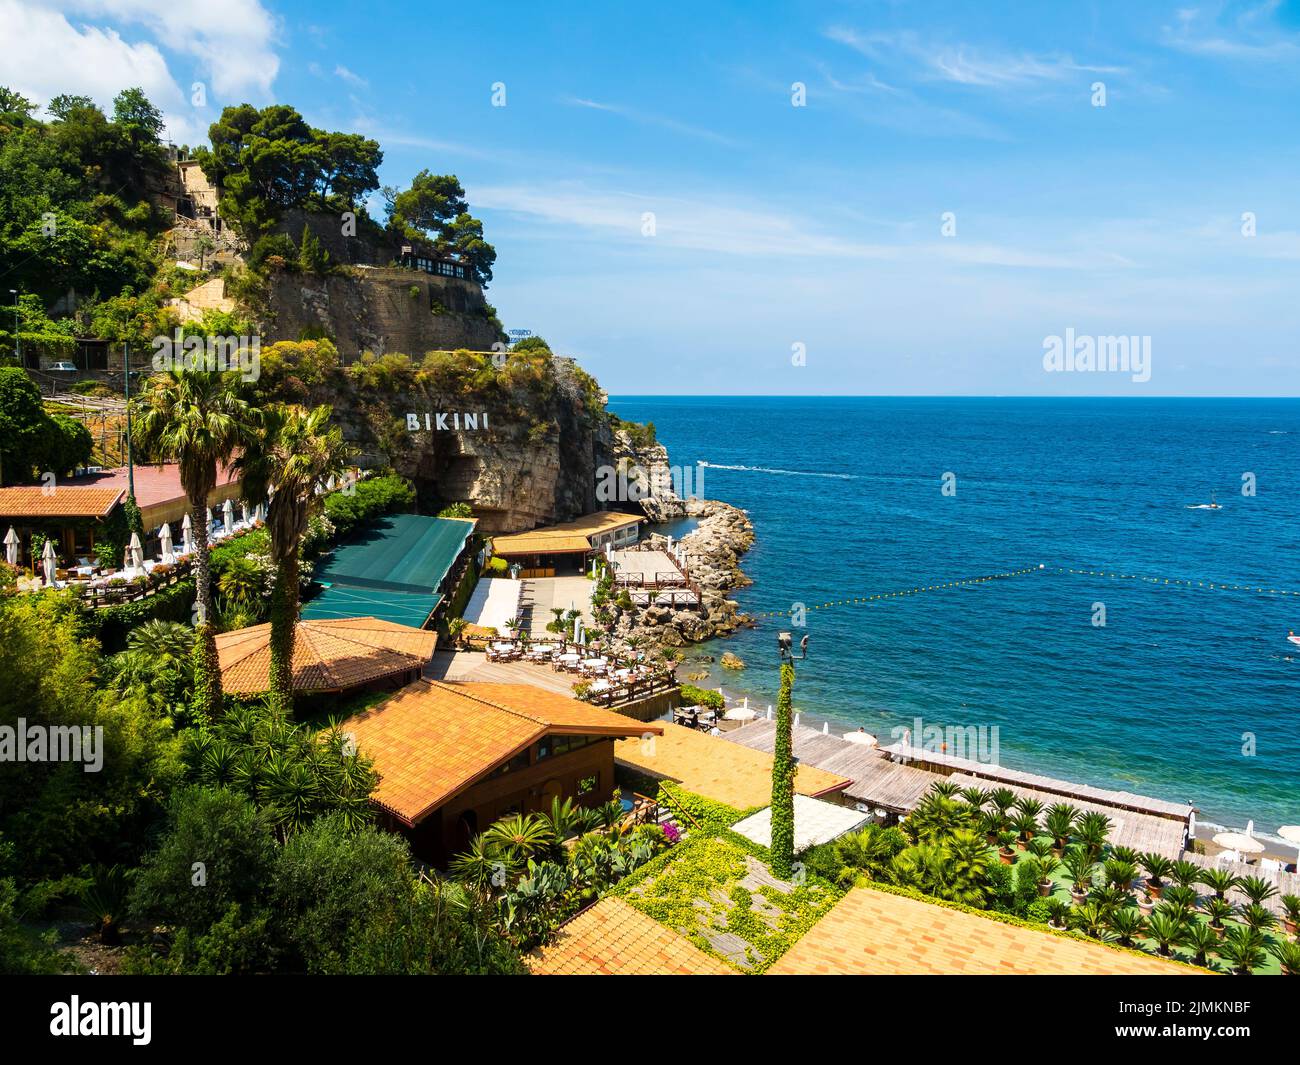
top-left (699, 461), bottom-right (856, 480)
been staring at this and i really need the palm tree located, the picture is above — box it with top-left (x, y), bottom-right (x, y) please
top-left (1110, 845), bottom-right (1141, 866)
top-left (1216, 924), bottom-right (1267, 974)
top-left (446, 616), bottom-right (468, 648)
top-left (989, 787), bottom-right (1016, 817)
top-left (1013, 796), bottom-right (1044, 820)
top-left (1170, 859), bottom-right (1202, 889)
top-left (959, 786), bottom-right (989, 810)
top-left (1075, 811), bottom-right (1111, 859)
top-left (1239, 902), bottom-right (1277, 933)
top-left (1106, 906), bottom-right (1146, 947)
top-left (1062, 847), bottom-right (1097, 896)
top-left (1269, 938), bottom-right (1300, 975)
top-left (1104, 858), bottom-right (1138, 891)
top-left (1070, 900), bottom-right (1110, 939)
top-left (1238, 875), bottom-right (1280, 907)
top-left (1198, 867), bottom-right (1241, 900)
top-left (1163, 884), bottom-right (1200, 913)
top-left (216, 554), bottom-right (263, 620)
top-left (1203, 896), bottom-right (1236, 932)
top-left (1180, 920), bottom-right (1220, 967)
top-left (1044, 803), bottom-right (1078, 852)
top-left (1012, 810), bottom-right (1040, 844)
top-left (1145, 909), bottom-right (1185, 956)
top-left (1141, 853), bottom-right (1175, 897)
top-left (134, 368), bottom-right (257, 716)
top-left (78, 864), bottom-right (131, 945)
top-left (127, 619), bottom-right (194, 659)
top-left (481, 812), bottom-right (554, 864)
top-left (449, 835), bottom-right (515, 892)
top-left (235, 403), bottom-right (350, 713)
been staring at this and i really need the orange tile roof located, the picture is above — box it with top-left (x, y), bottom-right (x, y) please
top-left (0, 486), bottom-right (123, 519)
top-left (530, 898), bottom-right (735, 975)
top-left (491, 510), bottom-right (643, 556)
top-left (341, 680), bottom-right (663, 825)
top-left (216, 617), bottom-right (437, 695)
top-left (65, 461), bottom-right (238, 509)
top-left (767, 888), bottom-right (1207, 976)
top-left (615, 724), bottom-right (850, 810)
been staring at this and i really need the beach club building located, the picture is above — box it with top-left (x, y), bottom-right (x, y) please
top-left (341, 679), bottom-right (661, 863)
top-left (489, 510), bottom-right (644, 577)
top-left (0, 461), bottom-right (241, 567)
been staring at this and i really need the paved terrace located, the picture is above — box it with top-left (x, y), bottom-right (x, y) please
top-left (768, 888), bottom-right (1205, 975)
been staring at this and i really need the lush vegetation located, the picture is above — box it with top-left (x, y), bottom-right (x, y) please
top-left (0, 366), bottom-right (93, 484)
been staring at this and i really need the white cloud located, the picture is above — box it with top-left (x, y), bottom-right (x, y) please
top-left (562, 96), bottom-right (741, 147)
top-left (334, 64), bottom-right (368, 88)
top-left (1162, 4), bottom-right (1300, 60)
top-left (32, 0), bottom-right (281, 99)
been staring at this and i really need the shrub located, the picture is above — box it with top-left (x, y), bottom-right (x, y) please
top-left (322, 474), bottom-right (415, 539)
top-left (678, 683), bottom-right (724, 710)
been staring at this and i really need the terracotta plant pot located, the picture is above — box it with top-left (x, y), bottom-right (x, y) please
top-left (1038, 880), bottom-right (1053, 897)
top-left (1146, 882), bottom-right (1163, 899)
top-left (1071, 889), bottom-right (1088, 906)
top-left (999, 848), bottom-right (1016, 865)
top-left (1283, 918), bottom-right (1297, 938)
top-left (1211, 923), bottom-right (1226, 940)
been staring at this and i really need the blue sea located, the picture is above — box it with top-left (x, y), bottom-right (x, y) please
top-left (605, 397), bottom-right (1300, 833)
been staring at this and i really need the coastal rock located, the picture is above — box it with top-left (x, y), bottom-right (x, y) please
top-left (720, 652), bottom-right (745, 671)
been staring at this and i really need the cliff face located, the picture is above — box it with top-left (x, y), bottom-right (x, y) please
top-left (307, 355), bottom-right (618, 533)
top-left (264, 267), bottom-right (501, 357)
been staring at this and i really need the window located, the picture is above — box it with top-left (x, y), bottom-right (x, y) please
top-left (488, 751), bottom-right (530, 778)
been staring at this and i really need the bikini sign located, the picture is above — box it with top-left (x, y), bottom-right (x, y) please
top-left (406, 411), bottom-right (490, 431)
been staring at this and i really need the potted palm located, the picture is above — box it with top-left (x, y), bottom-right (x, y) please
top-left (1107, 906), bottom-right (1146, 947)
top-left (1269, 939), bottom-right (1300, 975)
top-left (1171, 859), bottom-right (1202, 890)
top-left (1198, 867), bottom-right (1241, 901)
top-left (1044, 803), bottom-right (1078, 856)
top-left (1180, 921), bottom-right (1219, 968)
top-left (1240, 902), bottom-right (1277, 934)
top-left (1069, 900), bottom-right (1109, 939)
top-left (1046, 898), bottom-right (1071, 930)
top-left (989, 787), bottom-right (1016, 821)
top-left (1216, 924), bottom-right (1267, 975)
top-left (1238, 875), bottom-right (1280, 908)
top-left (1036, 855), bottom-right (1060, 897)
top-left (1062, 848), bottom-right (1096, 905)
top-left (1104, 858), bottom-right (1137, 892)
top-left (1141, 853), bottom-right (1174, 899)
top-left (1075, 811), bottom-right (1111, 861)
top-left (997, 829), bottom-right (1018, 865)
top-left (1012, 811), bottom-right (1039, 849)
top-left (1145, 909), bottom-right (1185, 957)
top-left (1026, 836), bottom-right (1054, 861)
top-left (1162, 885), bottom-right (1199, 914)
top-left (1282, 894), bottom-right (1300, 939)
top-left (1202, 896), bottom-right (1235, 939)
top-left (1111, 845), bottom-right (1141, 866)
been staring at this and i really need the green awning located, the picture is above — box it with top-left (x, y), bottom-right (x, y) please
top-left (302, 584), bottom-right (443, 628)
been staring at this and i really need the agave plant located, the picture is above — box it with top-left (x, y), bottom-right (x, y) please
top-left (1044, 804), bottom-right (1078, 851)
top-left (1179, 920), bottom-right (1220, 967)
top-left (1270, 938), bottom-right (1300, 975)
top-left (1106, 906), bottom-right (1146, 947)
top-left (1141, 853), bottom-right (1175, 895)
top-left (1238, 875), bottom-right (1280, 906)
top-left (1198, 867), bottom-right (1241, 900)
top-left (1145, 909), bottom-right (1186, 956)
top-left (1216, 924), bottom-right (1267, 974)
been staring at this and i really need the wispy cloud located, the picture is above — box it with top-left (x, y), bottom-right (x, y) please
top-left (826, 27), bottom-right (1122, 87)
top-left (334, 64), bottom-right (368, 88)
top-left (561, 96), bottom-right (741, 147)
top-left (1161, 2), bottom-right (1300, 60)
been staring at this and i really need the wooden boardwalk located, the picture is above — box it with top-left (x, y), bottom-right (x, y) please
top-left (721, 722), bottom-right (1193, 859)
top-left (1183, 851), bottom-right (1298, 917)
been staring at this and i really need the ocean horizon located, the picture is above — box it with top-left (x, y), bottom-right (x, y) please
top-left (607, 395), bottom-right (1300, 835)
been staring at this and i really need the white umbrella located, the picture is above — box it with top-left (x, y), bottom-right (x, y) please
top-left (1277, 825), bottom-right (1300, 867)
top-left (42, 540), bottom-right (57, 586)
top-left (1213, 830), bottom-right (1265, 855)
top-left (222, 498), bottom-right (234, 531)
top-left (843, 730), bottom-right (878, 746)
top-left (723, 705), bottom-right (757, 721)
top-left (241, 500), bottom-right (250, 526)
top-left (128, 532), bottom-right (144, 576)
top-left (4, 526), bottom-right (17, 567)
top-left (255, 502), bottom-right (266, 523)
top-left (181, 512), bottom-right (194, 555)
top-left (159, 523), bottom-right (176, 564)
top-left (206, 506), bottom-right (215, 531)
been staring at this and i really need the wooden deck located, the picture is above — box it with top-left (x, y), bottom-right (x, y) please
top-left (1182, 851), bottom-right (1299, 917)
top-left (721, 722), bottom-right (1193, 859)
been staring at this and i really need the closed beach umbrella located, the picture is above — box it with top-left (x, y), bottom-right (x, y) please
top-left (206, 506), bottom-right (215, 531)
top-left (42, 540), bottom-right (57, 586)
top-left (128, 532), bottom-right (144, 575)
top-left (241, 500), bottom-right (250, 525)
top-left (4, 526), bottom-right (17, 567)
top-left (222, 498), bottom-right (234, 531)
top-left (159, 523), bottom-right (175, 564)
top-left (181, 512), bottom-right (194, 555)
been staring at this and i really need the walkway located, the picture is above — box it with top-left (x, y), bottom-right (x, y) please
top-left (517, 576), bottom-right (594, 639)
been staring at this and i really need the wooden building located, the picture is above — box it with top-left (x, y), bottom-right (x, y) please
top-left (341, 679), bottom-right (662, 864)
top-left (490, 511), bottom-right (644, 577)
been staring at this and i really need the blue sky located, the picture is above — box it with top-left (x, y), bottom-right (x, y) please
top-left (4, 1), bottom-right (1300, 395)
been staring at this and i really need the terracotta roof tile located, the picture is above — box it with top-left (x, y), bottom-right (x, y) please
top-left (767, 888), bottom-right (1207, 975)
top-left (216, 617), bottom-right (437, 695)
top-left (0, 486), bottom-right (123, 519)
top-left (530, 898), bottom-right (734, 975)
top-left (492, 510), bottom-right (642, 555)
top-left (341, 680), bottom-right (663, 825)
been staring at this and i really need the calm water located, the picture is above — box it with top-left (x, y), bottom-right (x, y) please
top-left (606, 397), bottom-right (1300, 831)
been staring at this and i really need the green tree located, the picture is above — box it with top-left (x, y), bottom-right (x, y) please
top-left (133, 369), bottom-right (258, 716)
top-left (111, 88), bottom-right (164, 153)
top-left (235, 404), bottom-right (350, 712)
top-left (770, 661), bottom-right (796, 878)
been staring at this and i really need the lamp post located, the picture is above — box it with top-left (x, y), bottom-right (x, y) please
top-left (771, 630), bottom-right (809, 878)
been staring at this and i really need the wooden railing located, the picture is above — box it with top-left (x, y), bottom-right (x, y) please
top-left (584, 673), bottom-right (678, 708)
